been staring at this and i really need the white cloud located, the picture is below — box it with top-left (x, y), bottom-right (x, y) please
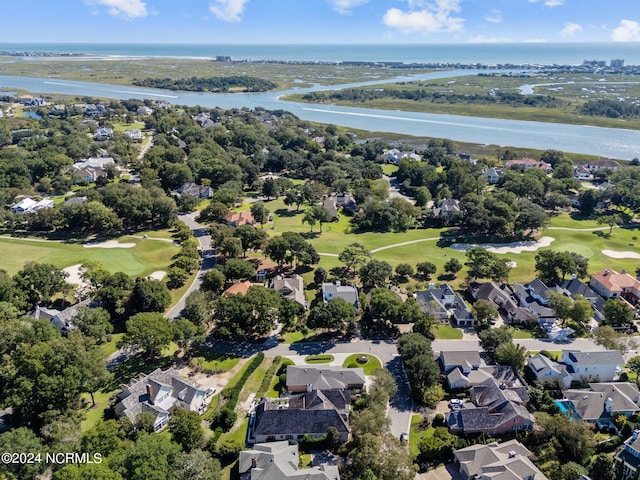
top-left (209, 0), bottom-right (249, 22)
top-left (527, 0), bottom-right (564, 6)
top-left (561, 22), bottom-right (583, 37)
top-left (468, 35), bottom-right (511, 43)
top-left (85, 0), bottom-right (147, 19)
top-left (485, 9), bottom-right (502, 24)
top-left (612, 19), bottom-right (640, 41)
top-left (327, 0), bottom-right (370, 14)
top-left (383, 0), bottom-right (464, 34)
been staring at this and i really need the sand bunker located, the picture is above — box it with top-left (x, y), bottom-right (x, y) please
top-left (602, 249), bottom-right (640, 259)
top-left (148, 271), bottom-right (166, 280)
top-left (84, 240), bottom-right (136, 249)
top-left (450, 236), bottom-right (555, 255)
top-left (63, 264), bottom-right (84, 285)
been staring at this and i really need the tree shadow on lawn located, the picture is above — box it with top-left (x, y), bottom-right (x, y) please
top-left (274, 208), bottom-right (297, 218)
top-left (592, 230), bottom-right (612, 239)
top-left (103, 351), bottom-right (174, 393)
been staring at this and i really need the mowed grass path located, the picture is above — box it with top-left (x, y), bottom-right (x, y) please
top-left (0, 236), bottom-right (179, 276)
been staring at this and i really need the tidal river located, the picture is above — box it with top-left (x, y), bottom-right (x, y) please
top-left (1, 72), bottom-right (639, 159)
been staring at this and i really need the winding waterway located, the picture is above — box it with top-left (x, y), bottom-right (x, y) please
top-left (2, 71), bottom-right (639, 159)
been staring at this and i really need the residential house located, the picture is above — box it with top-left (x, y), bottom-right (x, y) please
top-left (527, 353), bottom-right (572, 389)
top-left (384, 149), bottom-right (421, 164)
top-left (484, 167), bottom-right (502, 185)
top-left (559, 382), bottom-right (640, 428)
top-left (268, 274), bottom-right (307, 309)
top-left (124, 129), bottom-right (143, 141)
top-left (323, 193), bottom-right (358, 220)
top-left (171, 182), bottom-right (214, 199)
top-left (512, 279), bottom-right (556, 325)
top-left (615, 430), bottom-right (640, 479)
top-left (114, 367), bottom-right (209, 431)
top-left (191, 112), bottom-right (218, 128)
top-left (447, 365), bottom-right (522, 391)
top-left (72, 157), bottom-right (115, 182)
top-left (598, 180), bottom-right (615, 192)
top-left (574, 165), bottom-right (593, 181)
top-left (10, 197), bottom-right (37, 214)
top-left (286, 366), bottom-right (365, 393)
top-left (448, 377), bottom-right (533, 436)
top-left (580, 159), bottom-right (620, 173)
top-left (432, 198), bottom-right (461, 219)
top-left (590, 269), bottom-right (640, 305)
top-left (10, 197), bottom-right (53, 214)
top-left (454, 439), bottom-right (548, 480)
top-left (249, 390), bottom-right (351, 444)
top-left (555, 278), bottom-right (606, 321)
top-left (469, 281), bottom-right (533, 324)
top-left (505, 157), bottom-right (553, 173)
top-left (222, 281), bottom-right (257, 297)
top-left (415, 284), bottom-right (475, 327)
top-left (225, 210), bottom-right (255, 227)
top-left (322, 282), bottom-right (359, 308)
top-left (94, 127), bottom-right (113, 141)
top-left (239, 441), bottom-right (340, 480)
top-left (439, 351), bottom-right (484, 374)
top-left (560, 350), bottom-right (624, 383)
top-left (136, 106), bottom-right (153, 116)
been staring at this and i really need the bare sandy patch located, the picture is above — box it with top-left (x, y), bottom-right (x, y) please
top-left (84, 240), bottom-right (136, 249)
top-left (450, 236), bottom-right (554, 255)
top-left (63, 264), bottom-right (84, 285)
top-left (602, 249), bottom-right (640, 259)
top-left (148, 271), bottom-right (166, 280)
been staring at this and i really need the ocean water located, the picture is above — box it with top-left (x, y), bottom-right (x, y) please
top-left (1, 42), bottom-right (640, 66)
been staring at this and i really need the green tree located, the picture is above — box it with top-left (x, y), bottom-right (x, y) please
top-left (472, 299), bottom-right (499, 326)
top-left (338, 243), bottom-right (371, 274)
top-left (479, 325), bottom-right (513, 357)
top-left (53, 462), bottom-right (123, 480)
top-left (219, 237), bottom-right (242, 258)
top-left (548, 292), bottom-right (574, 324)
top-left (302, 208), bottom-right (317, 232)
top-left (359, 259), bottom-right (393, 289)
top-left (307, 297), bottom-right (356, 331)
top-left (416, 261), bottom-right (437, 279)
top-left (397, 333), bottom-right (440, 402)
top-left (627, 356), bottom-right (640, 380)
top-left (589, 453), bottom-right (616, 480)
top-left (443, 257), bottom-right (463, 277)
top-left (109, 432), bottom-right (181, 480)
top-left (73, 306), bottom-right (113, 343)
top-left (0, 427), bottom-right (48, 480)
top-left (394, 263), bottom-right (414, 278)
top-left (310, 204), bottom-right (333, 233)
top-left (597, 213), bottom-right (622, 235)
top-left (172, 449), bottom-right (221, 480)
top-left (570, 295), bottom-right (593, 324)
top-left (221, 259), bottom-right (255, 281)
top-left (12, 261), bottom-right (68, 307)
top-left (183, 291), bottom-right (211, 326)
top-left (128, 278), bottom-right (171, 314)
top-left (233, 224), bottom-right (267, 257)
top-left (202, 269), bottom-right (225, 294)
top-left (250, 202), bottom-right (269, 227)
top-left (594, 325), bottom-right (635, 353)
top-left (495, 342), bottom-right (527, 370)
top-left (120, 312), bottom-right (175, 358)
top-left (603, 298), bottom-right (634, 326)
top-left (81, 420), bottom-right (125, 457)
top-left (169, 409), bottom-right (204, 453)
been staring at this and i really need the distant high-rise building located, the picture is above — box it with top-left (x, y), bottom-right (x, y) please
top-left (610, 58), bottom-right (625, 68)
top-left (583, 59), bottom-right (606, 67)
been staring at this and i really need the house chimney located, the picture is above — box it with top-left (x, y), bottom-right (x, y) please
top-left (251, 457), bottom-right (257, 469)
top-left (605, 397), bottom-right (613, 413)
top-left (145, 384), bottom-right (153, 402)
top-left (508, 450), bottom-right (516, 458)
top-left (306, 383), bottom-right (312, 393)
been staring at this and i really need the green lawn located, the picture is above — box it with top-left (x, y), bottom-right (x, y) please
top-left (98, 333), bottom-right (124, 357)
top-left (192, 351), bottom-right (241, 372)
top-left (342, 354), bottom-right (383, 375)
top-left (409, 414), bottom-right (432, 457)
top-left (432, 324), bottom-right (463, 340)
top-left (305, 354), bottom-right (335, 364)
top-left (381, 164), bottom-right (399, 176)
top-left (512, 329), bottom-right (534, 339)
top-left (0, 235), bottom-right (179, 276)
top-left (238, 359), bottom-right (272, 405)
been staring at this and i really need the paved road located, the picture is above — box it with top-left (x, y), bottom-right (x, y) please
top-left (383, 174), bottom-right (414, 203)
top-left (432, 337), bottom-right (608, 353)
top-left (165, 212), bottom-right (216, 319)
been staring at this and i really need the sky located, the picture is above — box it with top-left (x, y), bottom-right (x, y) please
top-left (1, 0), bottom-right (639, 44)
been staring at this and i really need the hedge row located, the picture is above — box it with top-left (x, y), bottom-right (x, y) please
top-left (222, 352), bottom-right (265, 412)
top-left (255, 356), bottom-right (282, 399)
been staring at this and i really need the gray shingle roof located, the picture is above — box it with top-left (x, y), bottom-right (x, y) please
top-left (286, 366), bottom-right (365, 392)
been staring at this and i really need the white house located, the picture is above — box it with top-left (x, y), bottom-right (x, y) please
top-left (560, 350), bottom-right (624, 383)
top-left (10, 197), bottom-right (53, 214)
top-left (527, 353), bottom-right (572, 389)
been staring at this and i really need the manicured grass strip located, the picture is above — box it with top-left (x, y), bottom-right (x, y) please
top-left (255, 356), bottom-right (282, 399)
top-left (342, 354), bottom-right (383, 375)
top-left (192, 351), bottom-right (241, 373)
top-left (512, 329), bottom-right (534, 339)
top-left (267, 358), bottom-right (294, 398)
top-left (305, 354), bottom-right (334, 364)
top-left (409, 414), bottom-right (432, 458)
top-left (98, 333), bottom-right (124, 357)
top-left (238, 359), bottom-right (272, 406)
top-left (222, 352), bottom-right (265, 412)
top-left (432, 324), bottom-right (463, 340)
